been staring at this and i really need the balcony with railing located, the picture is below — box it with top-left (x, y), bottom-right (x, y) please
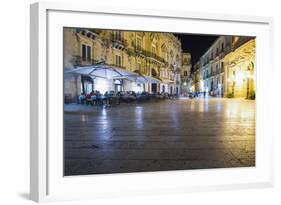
top-left (111, 34), bottom-right (127, 50)
top-left (169, 75), bottom-right (175, 81)
top-left (133, 47), bottom-right (168, 66)
top-left (146, 50), bottom-right (167, 65)
top-left (132, 44), bottom-right (146, 56)
top-left (219, 48), bottom-right (226, 58)
top-left (71, 55), bottom-right (99, 66)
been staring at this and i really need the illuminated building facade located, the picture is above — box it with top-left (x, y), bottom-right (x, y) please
top-left (193, 62), bottom-right (202, 93)
top-left (63, 28), bottom-right (182, 102)
top-left (223, 38), bottom-right (256, 98)
top-left (200, 36), bottom-right (231, 97)
top-left (197, 36), bottom-right (255, 99)
top-left (194, 62), bottom-right (200, 92)
top-left (180, 52), bottom-right (192, 96)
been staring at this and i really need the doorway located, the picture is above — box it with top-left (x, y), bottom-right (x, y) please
top-left (114, 79), bottom-right (122, 93)
top-left (151, 83), bottom-right (157, 93)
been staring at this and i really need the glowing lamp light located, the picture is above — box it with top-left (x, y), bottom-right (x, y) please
top-left (95, 78), bottom-right (110, 94)
top-left (132, 82), bottom-right (142, 93)
top-left (183, 82), bottom-right (187, 86)
top-left (246, 71), bottom-right (254, 79)
top-left (235, 71), bottom-right (244, 86)
top-left (200, 80), bottom-right (204, 90)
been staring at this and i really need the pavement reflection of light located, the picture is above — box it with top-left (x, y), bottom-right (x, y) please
top-left (64, 98), bottom-right (256, 175)
top-left (190, 101), bottom-right (195, 111)
top-left (204, 100), bottom-right (209, 112)
top-left (100, 108), bottom-right (110, 130)
top-left (135, 106), bottom-right (144, 129)
top-left (240, 110), bottom-right (255, 119)
top-left (224, 100), bottom-right (255, 119)
top-left (198, 100), bottom-right (204, 112)
top-left (170, 105), bottom-right (179, 128)
top-left (80, 114), bottom-right (88, 122)
top-left (197, 99), bottom-right (210, 112)
top-left (101, 108), bottom-right (107, 117)
top-left (216, 101), bottom-right (222, 112)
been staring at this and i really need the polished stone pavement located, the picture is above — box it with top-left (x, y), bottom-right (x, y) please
top-left (64, 98), bottom-right (255, 176)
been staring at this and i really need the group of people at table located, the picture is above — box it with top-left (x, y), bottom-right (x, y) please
top-left (78, 90), bottom-right (178, 106)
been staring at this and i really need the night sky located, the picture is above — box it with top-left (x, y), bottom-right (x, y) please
top-left (174, 34), bottom-right (219, 66)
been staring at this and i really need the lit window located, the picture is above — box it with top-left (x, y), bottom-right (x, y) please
top-left (136, 37), bottom-right (142, 50)
top-left (137, 62), bottom-right (141, 71)
top-left (115, 55), bottom-right (122, 66)
top-left (114, 31), bottom-right (122, 41)
top-left (221, 62), bottom-right (224, 72)
top-left (82, 44), bottom-right (91, 61)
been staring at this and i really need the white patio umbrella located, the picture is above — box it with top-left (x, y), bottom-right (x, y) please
top-left (135, 75), bottom-right (161, 84)
top-left (65, 64), bottom-right (138, 79)
top-left (112, 71), bottom-right (161, 84)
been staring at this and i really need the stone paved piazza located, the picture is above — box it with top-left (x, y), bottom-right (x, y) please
top-left (64, 98), bottom-right (255, 175)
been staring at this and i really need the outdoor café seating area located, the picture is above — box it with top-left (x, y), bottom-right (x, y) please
top-left (65, 63), bottom-right (180, 107)
top-left (77, 90), bottom-right (178, 107)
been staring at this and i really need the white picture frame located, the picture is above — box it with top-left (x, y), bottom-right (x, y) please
top-left (30, 2), bottom-right (274, 202)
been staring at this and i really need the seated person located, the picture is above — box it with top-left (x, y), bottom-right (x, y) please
top-left (78, 93), bottom-right (85, 104)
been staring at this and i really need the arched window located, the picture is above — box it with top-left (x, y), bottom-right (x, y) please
top-left (114, 79), bottom-right (121, 85)
top-left (151, 68), bottom-right (157, 77)
top-left (114, 79), bottom-right (122, 92)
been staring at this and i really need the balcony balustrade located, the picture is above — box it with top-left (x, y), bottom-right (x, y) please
top-left (111, 34), bottom-right (127, 50)
top-left (72, 56), bottom-right (99, 66)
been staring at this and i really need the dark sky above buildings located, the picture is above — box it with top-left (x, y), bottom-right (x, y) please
top-left (174, 34), bottom-right (219, 66)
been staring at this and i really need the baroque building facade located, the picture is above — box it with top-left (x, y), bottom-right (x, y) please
top-left (224, 38), bottom-right (256, 98)
top-left (180, 52), bottom-right (192, 96)
top-left (200, 36), bottom-right (231, 97)
top-left (193, 35), bottom-right (255, 99)
top-left (192, 61), bottom-right (201, 93)
top-left (63, 28), bottom-right (182, 102)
